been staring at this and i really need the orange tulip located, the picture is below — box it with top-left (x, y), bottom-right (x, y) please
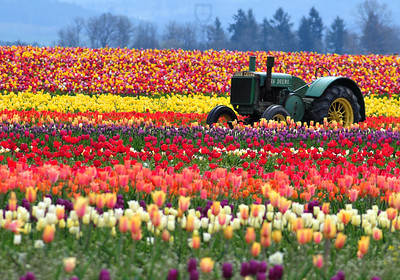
top-left (338, 210), bottom-right (351, 225)
top-left (313, 232), bottom-right (323, 244)
top-left (151, 190), bottom-right (166, 207)
top-left (251, 204), bottom-right (260, 218)
top-left (130, 215), bottom-right (142, 233)
top-left (313, 255), bottom-right (324, 269)
top-left (42, 225), bottom-right (55, 243)
top-left (161, 229), bottom-right (171, 242)
top-left (322, 218), bottom-right (337, 239)
top-left (119, 216), bottom-right (129, 233)
top-left (297, 228), bottom-right (313, 245)
top-left (292, 218), bottom-right (304, 232)
top-left (192, 235), bottom-right (201, 249)
top-left (105, 193), bottom-right (117, 209)
top-left (200, 257), bottom-right (214, 273)
top-left (260, 222), bottom-right (271, 237)
top-left (25, 187), bottom-right (37, 203)
top-left (387, 207), bottom-right (397, 221)
top-left (245, 227), bottom-right (256, 244)
top-left (224, 225), bottom-right (233, 240)
top-left (251, 242), bottom-right (261, 257)
top-left (63, 257), bottom-right (76, 273)
top-left (272, 230), bottom-right (282, 243)
top-left (96, 194), bottom-right (106, 209)
top-left (178, 196), bottom-right (190, 213)
top-left (358, 236), bottom-right (370, 257)
top-left (269, 190), bottom-right (280, 208)
top-left (278, 197), bottom-right (291, 214)
top-left (260, 235), bottom-right (271, 247)
top-left (186, 214), bottom-right (195, 232)
top-left (8, 191), bottom-right (17, 211)
top-left (321, 203), bottom-right (330, 215)
top-left (74, 196), bottom-right (88, 219)
top-left (372, 228), bottom-right (383, 241)
top-left (348, 189), bottom-right (359, 203)
top-left (211, 201), bottom-right (221, 216)
top-left (334, 232), bottom-right (347, 249)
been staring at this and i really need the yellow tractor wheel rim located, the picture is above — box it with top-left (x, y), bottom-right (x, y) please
top-left (328, 98), bottom-right (354, 126)
top-left (273, 114), bottom-right (287, 123)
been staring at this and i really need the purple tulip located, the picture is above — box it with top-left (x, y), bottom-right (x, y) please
top-left (337, 270), bottom-right (345, 280)
top-left (189, 269), bottom-right (199, 280)
top-left (187, 258), bottom-right (197, 272)
top-left (268, 265), bottom-right (283, 280)
top-left (249, 259), bottom-right (259, 275)
top-left (99, 269), bottom-right (111, 280)
top-left (257, 272), bottom-right (267, 280)
top-left (167, 269), bottom-right (179, 280)
top-left (258, 261), bottom-right (267, 273)
top-left (222, 262), bottom-right (233, 279)
top-left (240, 262), bottom-right (250, 277)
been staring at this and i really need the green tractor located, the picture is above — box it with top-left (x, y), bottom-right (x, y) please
top-left (206, 56), bottom-right (366, 127)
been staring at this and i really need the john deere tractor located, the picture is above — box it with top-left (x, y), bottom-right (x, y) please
top-left (206, 56), bottom-right (366, 127)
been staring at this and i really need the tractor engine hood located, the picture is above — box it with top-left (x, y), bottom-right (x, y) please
top-left (233, 72), bottom-right (292, 87)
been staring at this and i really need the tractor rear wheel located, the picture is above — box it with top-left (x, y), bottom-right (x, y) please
top-left (310, 85), bottom-right (361, 126)
top-left (206, 105), bottom-right (237, 128)
top-left (261, 105), bottom-right (290, 124)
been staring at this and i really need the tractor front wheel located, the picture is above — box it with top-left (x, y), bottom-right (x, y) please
top-left (310, 85), bottom-right (361, 126)
top-left (261, 105), bottom-right (290, 124)
top-left (206, 105), bottom-right (238, 128)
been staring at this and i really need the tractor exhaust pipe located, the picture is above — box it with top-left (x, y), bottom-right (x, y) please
top-left (249, 56), bottom-right (256, 71)
top-left (265, 56), bottom-right (275, 94)
top-left (261, 56), bottom-right (275, 101)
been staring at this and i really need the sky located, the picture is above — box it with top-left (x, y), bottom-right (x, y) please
top-left (1, 0), bottom-right (400, 45)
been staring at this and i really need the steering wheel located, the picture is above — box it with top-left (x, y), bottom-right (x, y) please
top-left (315, 67), bottom-right (332, 79)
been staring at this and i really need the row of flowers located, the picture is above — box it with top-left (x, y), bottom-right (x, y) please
top-left (0, 122), bottom-right (400, 206)
top-left (0, 90), bottom-right (396, 117)
top-left (2, 184), bottom-right (394, 279)
top-left (0, 46), bottom-right (399, 96)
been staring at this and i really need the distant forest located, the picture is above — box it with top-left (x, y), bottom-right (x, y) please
top-left (2, 0), bottom-right (400, 55)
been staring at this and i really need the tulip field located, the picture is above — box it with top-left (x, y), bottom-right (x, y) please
top-left (1, 46), bottom-right (400, 280)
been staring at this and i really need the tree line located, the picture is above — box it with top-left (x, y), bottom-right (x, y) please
top-left (26, 0), bottom-right (400, 54)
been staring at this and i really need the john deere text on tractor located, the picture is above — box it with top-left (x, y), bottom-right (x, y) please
top-left (206, 56), bottom-right (366, 127)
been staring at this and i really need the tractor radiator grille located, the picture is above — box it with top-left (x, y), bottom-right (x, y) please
top-left (231, 78), bottom-right (253, 105)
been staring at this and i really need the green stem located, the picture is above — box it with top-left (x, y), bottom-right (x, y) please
top-left (323, 239), bottom-right (331, 278)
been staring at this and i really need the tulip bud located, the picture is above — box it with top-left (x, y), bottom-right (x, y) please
top-left (251, 242), bottom-right (261, 257)
top-left (245, 227), bottom-right (256, 244)
top-left (63, 257), bottom-right (76, 273)
top-left (42, 224), bottom-right (55, 243)
top-left (224, 225), bottom-right (233, 240)
top-left (272, 230), bottom-right (282, 243)
top-left (313, 255), bottom-right (323, 269)
top-left (200, 257), bottom-right (214, 273)
top-left (334, 232), bottom-right (347, 249)
top-left (192, 235), bottom-right (201, 249)
top-left (372, 228), bottom-right (383, 241)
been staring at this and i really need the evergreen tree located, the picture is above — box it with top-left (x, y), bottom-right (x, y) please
top-left (260, 7), bottom-right (296, 52)
top-left (308, 7), bottom-right (324, 52)
top-left (297, 16), bottom-right (313, 51)
top-left (297, 7), bottom-right (324, 52)
top-left (206, 17), bottom-right (228, 50)
top-left (228, 9), bottom-right (260, 51)
top-left (325, 16), bottom-right (348, 54)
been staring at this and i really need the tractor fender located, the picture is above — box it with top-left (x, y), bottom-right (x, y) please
top-left (305, 76), bottom-right (366, 122)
